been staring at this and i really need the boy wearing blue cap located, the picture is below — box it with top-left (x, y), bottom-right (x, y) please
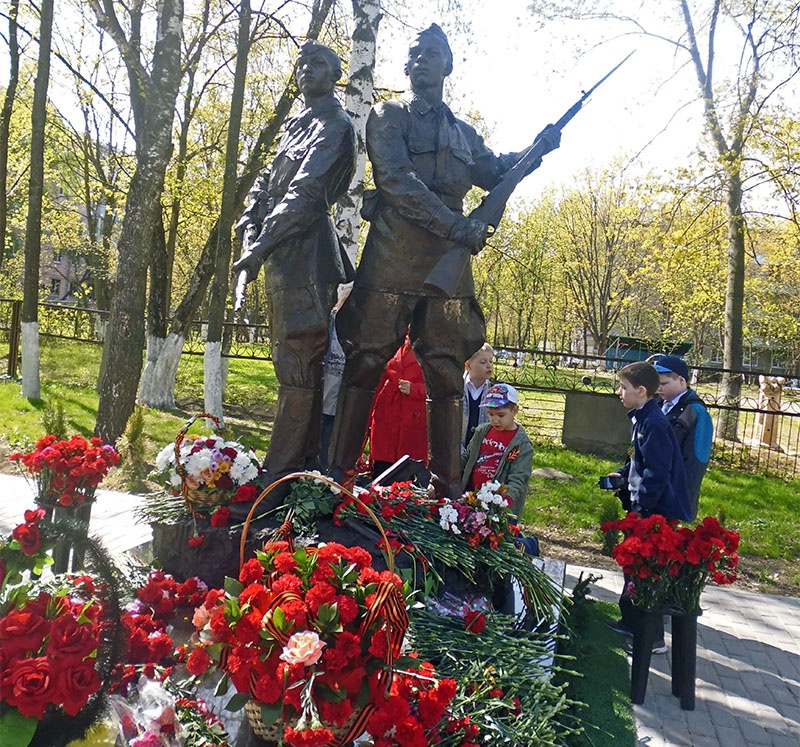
top-left (460, 383), bottom-right (534, 521)
top-left (653, 355), bottom-right (713, 521)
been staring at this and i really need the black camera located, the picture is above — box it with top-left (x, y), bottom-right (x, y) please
top-left (598, 475), bottom-right (624, 490)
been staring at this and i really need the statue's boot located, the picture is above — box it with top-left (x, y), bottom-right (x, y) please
top-left (329, 385), bottom-right (375, 490)
top-left (261, 385), bottom-right (319, 506)
top-left (427, 397), bottom-right (463, 500)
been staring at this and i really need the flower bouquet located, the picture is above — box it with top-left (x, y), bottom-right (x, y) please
top-left (601, 513), bottom-right (740, 613)
top-left (438, 480), bottom-right (519, 549)
top-left (10, 435), bottom-right (120, 508)
top-left (335, 480), bottom-right (561, 624)
top-left (0, 509), bottom-right (121, 747)
top-left (186, 540), bottom-right (411, 747)
top-left (152, 413), bottom-right (261, 510)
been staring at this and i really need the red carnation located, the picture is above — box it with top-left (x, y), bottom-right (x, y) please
top-left (210, 506), bottom-right (231, 528)
top-left (464, 610), bottom-right (486, 634)
top-left (186, 646), bottom-right (212, 676)
top-left (232, 483), bottom-right (259, 503)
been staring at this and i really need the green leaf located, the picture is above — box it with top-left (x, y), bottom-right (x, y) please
top-left (260, 701), bottom-right (283, 727)
top-left (272, 606), bottom-right (288, 633)
top-left (214, 673), bottom-right (231, 697)
top-left (225, 691), bottom-right (250, 712)
top-left (224, 576), bottom-right (244, 597)
top-left (318, 683), bottom-right (348, 703)
top-left (0, 706), bottom-right (38, 747)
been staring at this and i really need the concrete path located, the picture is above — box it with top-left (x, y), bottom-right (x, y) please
top-left (565, 564), bottom-right (800, 746)
top-left (1, 475), bottom-right (797, 745)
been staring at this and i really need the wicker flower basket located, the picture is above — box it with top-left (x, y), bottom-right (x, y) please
top-left (244, 698), bottom-right (363, 744)
top-left (236, 472), bottom-right (405, 747)
top-left (174, 413), bottom-right (231, 509)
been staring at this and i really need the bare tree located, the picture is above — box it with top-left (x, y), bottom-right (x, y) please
top-left (530, 0), bottom-right (800, 438)
top-left (21, 0), bottom-right (54, 399)
top-left (91, 0), bottom-right (184, 443)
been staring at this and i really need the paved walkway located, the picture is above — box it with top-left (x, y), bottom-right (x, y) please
top-left (565, 564), bottom-right (800, 746)
top-left (1, 475), bottom-right (797, 745)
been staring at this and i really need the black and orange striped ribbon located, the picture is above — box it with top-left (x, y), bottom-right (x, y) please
top-left (332, 580), bottom-right (409, 746)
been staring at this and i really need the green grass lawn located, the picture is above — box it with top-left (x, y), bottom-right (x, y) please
top-left (558, 597), bottom-right (637, 747)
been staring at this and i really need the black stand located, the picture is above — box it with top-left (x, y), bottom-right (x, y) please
top-left (630, 608), bottom-right (699, 710)
top-left (37, 500), bottom-right (93, 573)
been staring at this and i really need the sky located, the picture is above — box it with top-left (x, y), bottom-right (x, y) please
top-left (372, 0), bottom-right (712, 200)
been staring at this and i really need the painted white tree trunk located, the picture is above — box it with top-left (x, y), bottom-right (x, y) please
top-left (334, 0), bottom-right (382, 267)
top-left (21, 322), bottom-right (40, 399)
top-left (203, 342), bottom-right (229, 422)
top-left (138, 332), bottom-right (184, 409)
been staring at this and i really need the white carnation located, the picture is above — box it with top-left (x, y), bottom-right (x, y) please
top-left (155, 443), bottom-right (174, 471)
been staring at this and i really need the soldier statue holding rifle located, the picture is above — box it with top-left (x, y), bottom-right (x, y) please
top-left (329, 23), bottom-right (561, 498)
top-left (232, 40), bottom-right (356, 487)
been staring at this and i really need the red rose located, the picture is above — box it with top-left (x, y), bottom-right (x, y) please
top-left (210, 506), bottom-right (231, 528)
top-left (57, 660), bottom-right (102, 715)
top-left (23, 508), bottom-right (47, 525)
top-left (46, 615), bottom-right (98, 660)
top-left (0, 608), bottom-right (51, 660)
top-left (11, 522), bottom-right (41, 556)
top-left (464, 610), bottom-right (486, 634)
top-left (186, 646), bottom-right (212, 676)
top-left (5, 657), bottom-right (55, 719)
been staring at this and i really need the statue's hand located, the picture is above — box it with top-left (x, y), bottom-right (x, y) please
top-left (232, 247), bottom-right (262, 284)
top-left (534, 123), bottom-right (561, 155)
top-left (448, 217), bottom-right (490, 254)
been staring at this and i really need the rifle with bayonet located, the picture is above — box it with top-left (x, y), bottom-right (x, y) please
top-left (423, 51), bottom-right (634, 298)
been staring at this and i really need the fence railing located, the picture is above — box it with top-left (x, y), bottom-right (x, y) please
top-left (2, 298), bottom-right (798, 477)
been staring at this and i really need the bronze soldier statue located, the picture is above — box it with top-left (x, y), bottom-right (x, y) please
top-left (233, 40), bottom-right (356, 487)
top-left (330, 24), bottom-right (559, 497)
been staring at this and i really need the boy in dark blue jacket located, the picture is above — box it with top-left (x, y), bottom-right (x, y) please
top-left (653, 355), bottom-right (713, 521)
top-left (607, 361), bottom-right (691, 652)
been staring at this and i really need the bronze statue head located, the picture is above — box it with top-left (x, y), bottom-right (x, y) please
top-left (405, 23), bottom-right (453, 80)
top-left (296, 39), bottom-right (343, 87)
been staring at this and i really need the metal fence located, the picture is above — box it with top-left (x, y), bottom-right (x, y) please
top-left (2, 298), bottom-right (798, 477)
top-left (493, 346), bottom-right (800, 478)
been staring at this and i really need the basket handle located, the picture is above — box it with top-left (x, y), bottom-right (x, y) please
top-left (173, 412), bottom-right (224, 479)
top-left (238, 472), bottom-right (395, 575)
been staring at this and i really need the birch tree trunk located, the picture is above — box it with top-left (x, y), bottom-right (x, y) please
top-left (334, 0), bottom-right (382, 267)
top-left (21, 0), bottom-right (54, 400)
top-left (205, 0), bottom-right (251, 421)
top-left (0, 0), bottom-right (20, 271)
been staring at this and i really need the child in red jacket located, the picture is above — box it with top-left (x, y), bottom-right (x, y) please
top-left (368, 339), bottom-right (428, 478)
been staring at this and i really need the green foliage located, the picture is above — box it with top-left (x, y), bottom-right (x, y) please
top-left (116, 405), bottom-right (149, 492)
top-left (598, 495), bottom-right (622, 556)
top-left (40, 399), bottom-right (67, 439)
